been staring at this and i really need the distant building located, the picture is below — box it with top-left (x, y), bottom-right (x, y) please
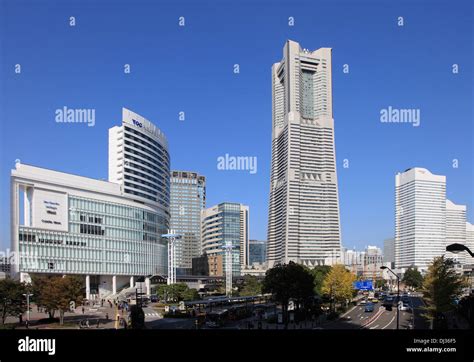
top-left (201, 203), bottom-right (249, 276)
top-left (383, 238), bottom-right (395, 267)
top-left (395, 168), bottom-right (446, 273)
top-left (445, 199), bottom-right (467, 267)
top-left (465, 222), bottom-right (474, 266)
top-left (191, 253), bottom-right (223, 277)
top-left (363, 246), bottom-right (383, 279)
top-left (248, 240), bottom-right (267, 266)
top-left (191, 254), bottom-right (209, 276)
top-left (341, 246), bottom-right (383, 279)
top-left (0, 257), bottom-right (11, 275)
top-left (395, 167), bottom-right (472, 275)
top-left (170, 170), bottom-right (206, 275)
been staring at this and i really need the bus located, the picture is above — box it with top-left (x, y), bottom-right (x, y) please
top-left (205, 309), bottom-right (229, 328)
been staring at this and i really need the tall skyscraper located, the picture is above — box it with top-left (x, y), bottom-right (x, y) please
top-left (267, 40), bottom-right (341, 268)
top-left (395, 168), bottom-right (446, 272)
top-left (170, 170), bottom-right (206, 275)
top-left (201, 202), bottom-right (249, 276)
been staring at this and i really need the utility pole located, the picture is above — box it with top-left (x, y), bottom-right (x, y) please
top-left (162, 230), bottom-right (182, 285)
top-left (23, 292), bottom-right (33, 329)
top-left (222, 241), bottom-right (235, 296)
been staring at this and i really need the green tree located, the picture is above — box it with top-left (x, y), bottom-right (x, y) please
top-left (375, 279), bottom-right (386, 290)
top-left (321, 264), bottom-right (356, 311)
top-left (262, 262), bottom-right (314, 323)
top-left (422, 256), bottom-right (467, 329)
top-left (403, 266), bottom-right (424, 290)
top-left (32, 275), bottom-right (84, 325)
top-left (156, 283), bottom-right (200, 302)
top-left (239, 275), bottom-right (262, 296)
top-left (0, 278), bottom-right (27, 325)
top-left (307, 266), bottom-right (331, 296)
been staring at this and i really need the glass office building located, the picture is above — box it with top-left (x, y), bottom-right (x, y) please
top-left (201, 202), bottom-right (249, 276)
top-left (248, 240), bottom-right (267, 266)
top-left (170, 171), bottom-right (206, 275)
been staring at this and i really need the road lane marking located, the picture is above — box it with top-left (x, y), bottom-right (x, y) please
top-left (370, 324), bottom-right (379, 329)
top-left (382, 315), bottom-right (396, 329)
top-left (362, 308), bottom-right (385, 328)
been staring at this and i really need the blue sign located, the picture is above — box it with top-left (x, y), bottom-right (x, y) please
top-left (353, 280), bottom-right (373, 290)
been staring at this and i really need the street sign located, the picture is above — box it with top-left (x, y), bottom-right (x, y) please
top-left (353, 280), bottom-right (373, 290)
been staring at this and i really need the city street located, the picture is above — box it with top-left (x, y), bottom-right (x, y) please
top-left (325, 295), bottom-right (425, 330)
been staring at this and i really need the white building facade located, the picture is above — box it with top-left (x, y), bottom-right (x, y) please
top-left (267, 40), bottom-right (342, 268)
top-left (445, 199), bottom-right (467, 266)
top-left (395, 168), bottom-right (446, 273)
top-left (11, 108), bottom-right (170, 299)
top-left (10, 163), bottom-right (167, 299)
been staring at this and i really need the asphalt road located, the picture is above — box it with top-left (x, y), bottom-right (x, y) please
top-left (325, 296), bottom-right (424, 329)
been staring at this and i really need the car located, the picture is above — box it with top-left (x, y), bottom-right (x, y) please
top-left (365, 303), bottom-right (374, 312)
top-left (371, 298), bottom-right (379, 303)
top-left (399, 302), bottom-right (411, 311)
top-left (359, 299), bottom-right (367, 305)
top-left (383, 296), bottom-right (394, 310)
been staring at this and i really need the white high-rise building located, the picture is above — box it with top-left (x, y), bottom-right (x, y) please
top-left (108, 108), bottom-right (170, 215)
top-left (445, 199), bottom-right (467, 265)
top-left (267, 40), bottom-right (341, 268)
top-left (395, 168), bottom-right (446, 273)
top-left (465, 222), bottom-right (474, 266)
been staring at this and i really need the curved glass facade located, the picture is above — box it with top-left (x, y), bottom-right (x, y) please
top-left (17, 195), bottom-right (167, 276)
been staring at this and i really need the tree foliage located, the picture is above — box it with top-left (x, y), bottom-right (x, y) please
top-left (262, 261), bottom-right (315, 318)
top-left (403, 266), bottom-right (424, 289)
top-left (238, 275), bottom-right (262, 296)
top-left (422, 256), bottom-right (467, 327)
top-left (32, 275), bottom-right (84, 325)
top-left (0, 278), bottom-right (27, 325)
top-left (156, 283), bottom-right (199, 302)
top-left (307, 265), bottom-right (332, 296)
top-left (321, 264), bottom-right (356, 308)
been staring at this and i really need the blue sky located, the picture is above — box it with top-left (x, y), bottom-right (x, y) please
top-left (0, 0), bottom-right (472, 252)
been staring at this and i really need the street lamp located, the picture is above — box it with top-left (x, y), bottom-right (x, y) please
top-left (380, 266), bottom-right (399, 330)
top-left (447, 243), bottom-right (474, 296)
top-left (446, 243), bottom-right (474, 258)
top-left (23, 293), bottom-right (33, 329)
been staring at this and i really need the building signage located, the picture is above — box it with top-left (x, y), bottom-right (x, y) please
top-left (32, 189), bottom-right (68, 232)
